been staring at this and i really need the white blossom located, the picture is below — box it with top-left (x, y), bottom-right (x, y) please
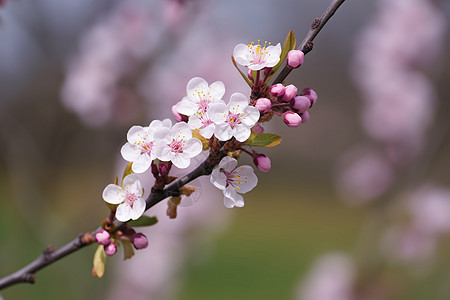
top-left (210, 156), bottom-right (258, 208)
top-left (176, 77), bottom-right (225, 116)
top-left (209, 93), bottom-right (260, 142)
top-left (233, 41), bottom-right (281, 70)
top-left (102, 174), bottom-right (146, 222)
top-left (156, 122), bottom-right (202, 169)
top-left (120, 119), bottom-right (172, 173)
top-left (176, 77), bottom-right (225, 139)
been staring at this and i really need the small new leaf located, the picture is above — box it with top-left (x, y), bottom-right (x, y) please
top-left (122, 162), bottom-right (134, 181)
top-left (92, 245), bottom-right (106, 278)
top-left (192, 130), bottom-right (210, 151)
top-left (127, 215), bottom-right (158, 227)
top-left (231, 56), bottom-right (252, 87)
top-left (120, 239), bottom-right (135, 260)
top-left (271, 30), bottom-right (297, 76)
top-left (244, 133), bottom-right (282, 147)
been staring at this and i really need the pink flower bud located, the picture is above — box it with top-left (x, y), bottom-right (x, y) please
top-left (104, 242), bottom-right (117, 256)
top-left (254, 154), bottom-right (271, 172)
top-left (159, 162), bottom-right (171, 176)
top-left (172, 105), bottom-right (188, 122)
top-left (132, 233), bottom-right (149, 250)
top-left (270, 84), bottom-right (286, 97)
top-left (247, 68), bottom-right (254, 81)
top-left (287, 50), bottom-right (304, 69)
top-left (253, 124), bottom-right (264, 133)
top-left (281, 84), bottom-right (298, 102)
top-left (300, 111), bottom-right (310, 123)
top-left (95, 229), bottom-right (111, 246)
top-left (283, 111), bottom-right (302, 127)
top-left (255, 98), bottom-right (272, 113)
top-left (172, 105), bottom-right (183, 122)
top-left (291, 96), bottom-right (311, 114)
top-left (301, 88), bottom-right (318, 107)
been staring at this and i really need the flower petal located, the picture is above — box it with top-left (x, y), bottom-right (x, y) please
top-left (241, 106), bottom-right (260, 127)
top-left (183, 138), bottom-right (202, 158)
top-left (228, 93), bottom-right (249, 114)
top-left (186, 77), bottom-right (208, 99)
top-left (223, 186), bottom-right (245, 208)
top-left (132, 153), bottom-right (152, 173)
top-left (127, 126), bottom-right (147, 144)
top-left (123, 174), bottom-right (142, 191)
top-left (120, 142), bottom-right (141, 162)
top-left (208, 102), bottom-right (228, 124)
top-left (102, 184), bottom-right (125, 204)
top-left (233, 124), bottom-right (251, 142)
top-left (152, 126), bottom-right (171, 141)
top-left (188, 114), bottom-right (203, 130)
top-left (172, 122), bottom-right (192, 140)
top-left (209, 81), bottom-right (225, 100)
top-left (160, 118), bottom-right (173, 128)
top-left (219, 156), bottom-right (238, 172)
top-left (199, 123), bottom-right (215, 139)
top-left (171, 152), bottom-right (190, 169)
top-left (210, 168), bottom-right (227, 190)
top-left (214, 123), bottom-right (233, 141)
top-left (149, 118), bottom-right (172, 130)
top-left (233, 43), bottom-right (251, 67)
top-left (264, 43), bottom-right (282, 68)
top-left (177, 98), bottom-right (197, 116)
top-left (116, 203), bottom-right (132, 222)
top-left (232, 165), bottom-right (258, 193)
top-left (223, 196), bottom-right (237, 208)
top-left (130, 199), bottom-right (146, 220)
top-left (156, 144), bottom-right (172, 162)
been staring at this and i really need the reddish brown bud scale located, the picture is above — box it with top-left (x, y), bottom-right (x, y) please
top-left (81, 232), bottom-right (96, 245)
top-left (312, 17), bottom-right (321, 29)
top-left (303, 41), bottom-right (314, 54)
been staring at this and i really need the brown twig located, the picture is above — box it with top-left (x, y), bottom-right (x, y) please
top-left (271, 0), bottom-right (347, 85)
top-left (0, 155), bottom-right (218, 290)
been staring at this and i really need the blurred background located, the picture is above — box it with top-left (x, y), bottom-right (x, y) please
top-left (0, 0), bottom-right (449, 299)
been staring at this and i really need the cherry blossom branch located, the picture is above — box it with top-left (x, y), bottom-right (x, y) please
top-left (271, 0), bottom-right (347, 85)
top-left (0, 153), bottom-right (221, 291)
top-left (0, 235), bottom-right (94, 290)
top-left (0, 0), bottom-right (349, 291)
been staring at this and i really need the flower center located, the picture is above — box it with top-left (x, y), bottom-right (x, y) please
top-left (124, 192), bottom-right (138, 207)
top-left (226, 113), bottom-right (241, 129)
top-left (169, 139), bottom-right (184, 154)
top-left (140, 141), bottom-right (153, 155)
top-left (200, 118), bottom-right (213, 129)
top-left (224, 170), bottom-right (248, 191)
top-left (247, 40), bottom-right (271, 65)
top-left (198, 99), bottom-right (210, 114)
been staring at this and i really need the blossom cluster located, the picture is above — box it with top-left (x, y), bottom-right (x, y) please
top-left (174, 77), bottom-right (260, 142)
top-left (121, 119), bottom-right (202, 172)
top-left (99, 35), bottom-right (317, 237)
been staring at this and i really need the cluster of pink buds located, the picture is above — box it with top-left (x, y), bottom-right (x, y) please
top-left (95, 228), bottom-right (148, 257)
top-left (259, 84), bottom-right (317, 128)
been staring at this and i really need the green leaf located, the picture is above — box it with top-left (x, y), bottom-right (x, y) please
top-left (244, 133), bottom-right (282, 147)
top-left (104, 202), bottom-right (117, 211)
top-left (122, 162), bottom-right (134, 182)
top-left (192, 130), bottom-right (210, 151)
top-left (270, 30), bottom-right (296, 76)
top-left (231, 56), bottom-right (253, 88)
top-left (92, 245), bottom-right (106, 278)
top-left (127, 215), bottom-right (158, 227)
top-left (120, 239), bottom-right (135, 260)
